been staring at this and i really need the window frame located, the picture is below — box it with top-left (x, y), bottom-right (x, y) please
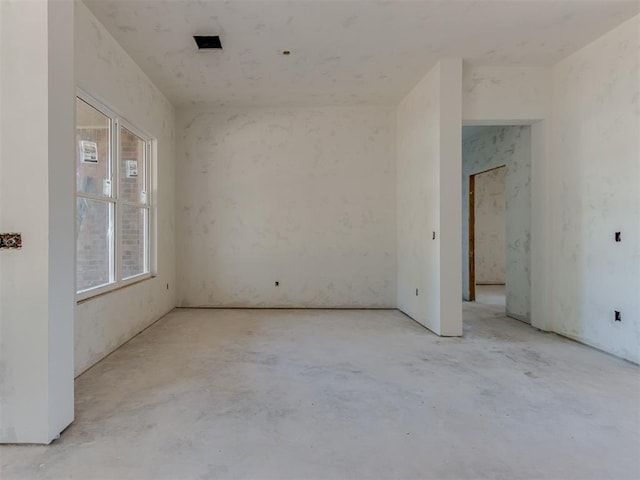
top-left (75, 89), bottom-right (155, 302)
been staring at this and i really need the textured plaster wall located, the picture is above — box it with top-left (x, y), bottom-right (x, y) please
top-left (463, 66), bottom-right (552, 123)
top-left (474, 166), bottom-right (506, 284)
top-left (549, 15), bottom-right (640, 363)
top-left (176, 107), bottom-right (396, 308)
top-left (397, 66), bottom-right (440, 331)
top-left (462, 126), bottom-right (531, 322)
top-left (74, 1), bottom-right (176, 375)
top-left (396, 59), bottom-right (462, 336)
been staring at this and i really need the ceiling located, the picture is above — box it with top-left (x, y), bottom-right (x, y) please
top-left (83, 0), bottom-right (640, 108)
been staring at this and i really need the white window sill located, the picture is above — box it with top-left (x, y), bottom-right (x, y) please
top-left (76, 273), bottom-right (155, 304)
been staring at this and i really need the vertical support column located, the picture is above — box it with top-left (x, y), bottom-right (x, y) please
top-left (47, 0), bottom-right (75, 440)
top-left (396, 58), bottom-right (463, 337)
top-left (438, 59), bottom-right (463, 336)
top-left (0, 0), bottom-right (74, 444)
top-left (530, 121), bottom-right (551, 331)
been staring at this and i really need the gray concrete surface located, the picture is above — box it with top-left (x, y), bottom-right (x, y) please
top-left (2, 304), bottom-right (639, 479)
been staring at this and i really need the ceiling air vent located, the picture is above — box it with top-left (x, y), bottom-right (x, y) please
top-left (193, 35), bottom-right (222, 50)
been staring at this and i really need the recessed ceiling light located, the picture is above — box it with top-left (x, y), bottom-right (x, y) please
top-left (193, 35), bottom-right (222, 50)
top-left (282, 50), bottom-right (291, 56)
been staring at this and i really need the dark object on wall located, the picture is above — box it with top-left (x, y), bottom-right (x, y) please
top-left (193, 36), bottom-right (222, 50)
top-left (0, 233), bottom-right (22, 249)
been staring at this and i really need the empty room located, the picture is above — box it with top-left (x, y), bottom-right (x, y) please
top-left (1, 0), bottom-right (639, 479)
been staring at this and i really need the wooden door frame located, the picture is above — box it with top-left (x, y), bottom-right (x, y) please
top-left (468, 165), bottom-right (507, 302)
top-left (469, 174), bottom-right (476, 301)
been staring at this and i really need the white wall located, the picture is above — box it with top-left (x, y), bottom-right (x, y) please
top-left (462, 126), bottom-right (531, 321)
top-left (0, 0), bottom-right (74, 443)
top-left (397, 66), bottom-right (440, 330)
top-left (474, 166), bottom-right (506, 284)
top-left (463, 66), bottom-right (552, 124)
top-left (176, 107), bottom-right (396, 308)
top-left (549, 15), bottom-right (640, 363)
top-left (396, 59), bottom-right (462, 336)
top-left (74, 1), bottom-right (176, 375)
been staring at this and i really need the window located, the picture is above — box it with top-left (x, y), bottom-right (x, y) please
top-left (75, 93), bottom-right (153, 299)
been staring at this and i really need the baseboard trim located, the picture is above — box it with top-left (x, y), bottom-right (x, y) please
top-left (177, 306), bottom-right (397, 310)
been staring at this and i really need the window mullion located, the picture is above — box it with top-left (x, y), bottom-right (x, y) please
top-left (145, 141), bottom-right (151, 273)
top-left (120, 200), bottom-right (148, 208)
top-left (77, 192), bottom-right (116, 203)
top-left (114, 118), bottom-right (122, 286)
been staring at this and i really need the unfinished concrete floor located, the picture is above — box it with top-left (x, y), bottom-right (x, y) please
top-left (2, 303), bottom-right (639, 480)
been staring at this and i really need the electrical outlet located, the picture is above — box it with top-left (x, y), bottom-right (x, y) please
top-left (275, 281), bottom-right (279, 287)
top-left (0, 233), bottom-right (22, 249)
top-left (614, 311), bottom-right (622, 322)
top-left (415, 288), bottom-right (419, 296)
top-left (615, 232), bottom-right (621, 242)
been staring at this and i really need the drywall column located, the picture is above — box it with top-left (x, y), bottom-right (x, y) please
top-left (397, 59), bottom-right (462, 336)
top-left (0, 0), bottom-right (75, 443)
top-left (529, 120), bottom-right (551, 331)
top-left (438, 59), bottom-right (463, 336)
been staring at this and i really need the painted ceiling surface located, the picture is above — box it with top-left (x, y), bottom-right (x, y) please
top-left (84, 0), bottom-right (640, 107)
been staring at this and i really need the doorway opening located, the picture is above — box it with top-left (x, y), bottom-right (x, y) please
top-left (469, 165), bottom-right (506, 309)
top-left (462, 125), bottom-right (532, 324)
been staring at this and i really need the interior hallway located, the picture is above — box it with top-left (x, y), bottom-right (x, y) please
top-left (2, 305), bottom-right (638, 479)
